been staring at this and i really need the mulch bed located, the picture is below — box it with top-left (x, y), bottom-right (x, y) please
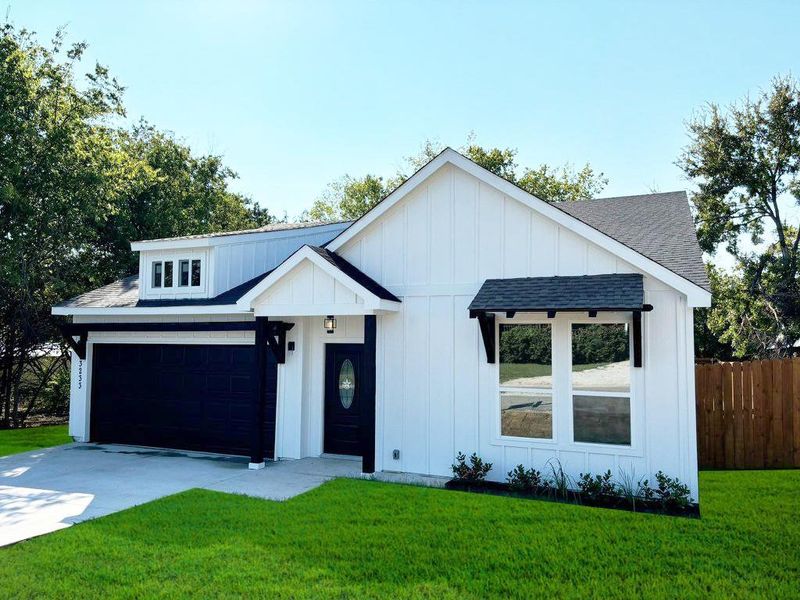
top-left (444, 479), bottom-right (700, 518)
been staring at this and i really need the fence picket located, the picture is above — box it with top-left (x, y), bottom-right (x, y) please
top-left (695, 358), bottom-right (799, 470)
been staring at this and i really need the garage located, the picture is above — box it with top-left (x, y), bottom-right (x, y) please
top-left (90, 343), bottom-right (277, 457)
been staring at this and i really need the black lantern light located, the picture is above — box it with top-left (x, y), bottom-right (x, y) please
top-left (324, 315), bottom-right (337, 334)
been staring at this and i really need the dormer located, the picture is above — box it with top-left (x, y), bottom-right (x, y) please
top-left (130, 222), bottom-right (353, 301)
top-left (138, 248), bottom-right (210, 300)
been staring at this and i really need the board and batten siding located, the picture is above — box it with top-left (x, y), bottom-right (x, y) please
top-left (337, 164), bottom-right (698, 496)
top-left (212, 224), bottom-right (350, 297)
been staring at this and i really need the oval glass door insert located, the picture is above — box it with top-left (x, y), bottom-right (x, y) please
top-left (338, 359), bottom-right (355, 409)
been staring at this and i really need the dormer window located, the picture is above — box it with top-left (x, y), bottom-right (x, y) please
top-left (179, 260), bottom-right (190, 287)
top-left (191, 259), bottom-right (201, 286)
top-left (152, 262), bottom-right (163, 288)
top-left (147, 255), bottom-right (204, 294)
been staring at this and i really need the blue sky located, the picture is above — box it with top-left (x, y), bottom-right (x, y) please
top-left (9, 1), bottom-right (800, 222)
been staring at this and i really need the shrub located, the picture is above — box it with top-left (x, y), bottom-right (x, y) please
top-left (506, 465), bottom-right (544, 493)
top-left (577, 470), bottom-right (617, 501)
top-left (652, 471), bottom-right (692, 508)
top-left (451, 452), bottom-right (492, 483)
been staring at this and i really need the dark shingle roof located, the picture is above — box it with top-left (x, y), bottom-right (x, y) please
top-left (55, 275), bottom-right (141, 309)
top-left (555, 191), bottom-right (709, 292)
top-left (55, 271), bottom-right (271, 309)
top-left (55, 246), bottom-right (400, 310)
top-left (469, 274), bottom-right (645, 312)
top-left (307, 246), bottom-right (400, 302)
top-left (57, 190), bottom-right (708, 311)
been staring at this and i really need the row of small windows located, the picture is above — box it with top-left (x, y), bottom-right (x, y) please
top-left (152, 259), bottom-right (201, 288)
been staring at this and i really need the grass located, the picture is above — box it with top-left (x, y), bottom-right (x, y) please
top-left (0, 470), bottom-right (798, 598)
top-left (0, 424), bottom-right (70, 457)
top-left (500, 362), bottom-right (603, 383)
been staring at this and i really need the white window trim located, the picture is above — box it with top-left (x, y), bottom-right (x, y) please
top-left (494, 316), bottom-right (557, 445)
top-left (566, 315), bottom-right (639, 453)
top-left (152, 261), bottom-right (163, 288)
top-left (178, 259), bottom-right (190, 287)
top-left (143, 253), bottom-right (207, 298)
top-left (491, 312), bottom-right (644, 456)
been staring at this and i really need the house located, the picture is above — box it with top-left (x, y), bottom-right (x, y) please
top-left (52, 148), bottom-right (710, 499)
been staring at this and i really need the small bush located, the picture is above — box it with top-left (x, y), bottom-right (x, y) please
top-left (652, 471), bottom-right (692, 508)
top-left (506, 465), bottom-right (544, 493)
top-left (451, 452), bottom-right (492, 483)
top-left (577, 470), bottom-right (617, 501)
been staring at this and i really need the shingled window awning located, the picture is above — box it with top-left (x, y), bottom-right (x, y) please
top-left (468, 274), bottom-right (652, 367)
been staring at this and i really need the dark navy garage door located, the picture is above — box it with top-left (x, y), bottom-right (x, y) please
top-left (91, 344), bottom-right (275, 456)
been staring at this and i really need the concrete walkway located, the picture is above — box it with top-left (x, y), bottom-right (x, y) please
top-left (0, 443), bottom-right (361, 547)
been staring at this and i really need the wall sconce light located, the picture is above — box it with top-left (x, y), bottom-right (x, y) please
top-left (324, 315), bottom-right (337, 334)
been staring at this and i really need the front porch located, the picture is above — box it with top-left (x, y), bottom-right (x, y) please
top-left (239, 245), bottom-right (401, 473)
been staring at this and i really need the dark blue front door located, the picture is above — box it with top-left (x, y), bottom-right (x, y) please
top-left (324, 343), bottom-right (363, 456)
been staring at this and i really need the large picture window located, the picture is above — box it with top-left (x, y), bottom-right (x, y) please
top-left (499, 324), bottom-right (553, 439)
top-left (571, 323), bottom-right (631, 445)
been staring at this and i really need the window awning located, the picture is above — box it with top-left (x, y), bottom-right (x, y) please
top-left (468, 274), bottom-right (652, 367)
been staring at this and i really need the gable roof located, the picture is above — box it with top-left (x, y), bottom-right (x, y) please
top-left (325, 148), bottom-right (711, 307)
top-left (557, 192), bottom-right (710, 292)
top-left (306, 246), bottom-right (400, 302)
top-left (469, 273), bottom-right (645, 313)
top-left (236, 244), bottom-right (401, 311)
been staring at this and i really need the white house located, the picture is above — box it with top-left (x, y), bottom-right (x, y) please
top-left (53, 148), bottom-right (710, 499)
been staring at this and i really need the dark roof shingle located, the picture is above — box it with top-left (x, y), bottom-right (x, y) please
top-left (556, 191), bottom-right (709, 292)
top-left (307, 246), bottom-right (400, 302)
top-left (469, 274), bottom-right (645, 312)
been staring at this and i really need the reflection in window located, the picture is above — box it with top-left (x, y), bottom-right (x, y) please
top-left (164, 262), bottom-right (173, 287)
top-left (152, 262), bottom-right (162, 288)
top-left (499, 324), bottom-right (552, 439)
top-left (571, 323), bottom-right (631, 445)
top-left (191, 259), bottom-right (201, 286)
top-left (179, 260), bottom-right (190, 286)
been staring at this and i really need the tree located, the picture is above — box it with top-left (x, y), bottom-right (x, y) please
top-left (307, 174), bottom-right (388, 222)
top-left (0, 24), bottom-right (274, 427)
top-left (679, 76), bottom-right (800, 357)
top-left (308, 137), bottom-right (607, 221)
top-left (104, 122), bottom-right (275, 276)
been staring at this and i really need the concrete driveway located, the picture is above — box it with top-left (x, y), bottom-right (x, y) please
top-left (0, 443), bottom-right (361, 547)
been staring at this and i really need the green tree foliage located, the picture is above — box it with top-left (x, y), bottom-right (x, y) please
top-left (499, 324), bottom-right (629, 366)
top-left (307, 174), bottom-right (387, 221)
top-left (571, 324), bottom-right (629, 365)
top-left (499, 325), bottom-right (552, 365)
top-left (0, 24), bottom-right (273, 426)
top-left (679, 76), bottom-right (800, 357)
top-left (307, 137), bottom-right (607, 221)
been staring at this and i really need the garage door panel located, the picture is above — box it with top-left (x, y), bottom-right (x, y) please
top-left (91, 343), bottom-right (272, 456)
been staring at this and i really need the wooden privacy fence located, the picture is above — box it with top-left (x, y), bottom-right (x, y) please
top-left (695, 359), bottom-right (800, 469)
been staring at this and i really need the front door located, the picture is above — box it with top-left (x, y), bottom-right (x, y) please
top-left (324, 344), bottom-right (363, 456)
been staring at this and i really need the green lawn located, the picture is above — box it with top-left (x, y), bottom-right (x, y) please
top-left (1, 470), bottom-right (798, 598)
top-left (500, 362), bottom-right (603, 383)
top-left (0, 424), bottom-right (70, 457)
